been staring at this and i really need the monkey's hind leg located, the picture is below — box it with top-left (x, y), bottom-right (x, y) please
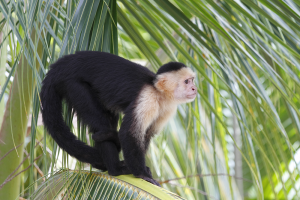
top-left (93, 113), bottom-right (131, 176)
top-left (92, 130), bottom-right (121, 151)
top-left (65, 81), bottom-right (130, 175)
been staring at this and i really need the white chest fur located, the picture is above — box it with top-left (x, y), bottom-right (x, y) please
top-left (132, 85), bottom-right (177, 146)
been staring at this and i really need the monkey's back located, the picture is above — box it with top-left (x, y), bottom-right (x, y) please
top-left (43, 51), bottom-right (156, 112)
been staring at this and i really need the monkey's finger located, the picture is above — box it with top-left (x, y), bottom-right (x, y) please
top-left (141, 176), bottom-right (161, 187)
top-left (152, 179), bottom-right (161, 187)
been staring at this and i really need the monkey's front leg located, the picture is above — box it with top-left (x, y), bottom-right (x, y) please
top-left (119, 119), bottom-right (160, 186)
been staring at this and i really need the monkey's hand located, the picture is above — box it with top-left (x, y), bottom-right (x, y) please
top-left (145, 166), bottom-right (152, 177)
top-left (137, 167), bottom-right (160, 186)
top-left (136, 175), bottom-right (161, 187)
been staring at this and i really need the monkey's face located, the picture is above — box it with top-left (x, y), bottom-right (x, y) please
top-left (173, 69), bottom-right (197, 103)
top-left (155, 67), bottom-right (197, 103)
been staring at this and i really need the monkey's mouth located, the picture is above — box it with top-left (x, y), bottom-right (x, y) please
top-left (187, 93), bottom-right (197, 99)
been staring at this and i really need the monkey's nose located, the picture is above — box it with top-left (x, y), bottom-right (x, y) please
top-left (192, 86), bottom-right (197, 91)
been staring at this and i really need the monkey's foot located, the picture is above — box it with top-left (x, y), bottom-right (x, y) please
top-left (92, 162), bottom-right (107, 171)
top-left (107, 162), bottom-right (131, 176)
top-left (136, 175), bottom-right (161, 187)
top-left (108, 167), bottom-right (131, 176)
top-left (121, 166), bottom-right (131, 175)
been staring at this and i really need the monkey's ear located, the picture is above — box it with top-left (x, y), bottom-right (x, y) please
top-left (154, 77), bottom-right (167, 92)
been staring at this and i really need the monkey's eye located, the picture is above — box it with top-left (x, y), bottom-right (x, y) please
top-left (184, 79), bottom-right (189, 84)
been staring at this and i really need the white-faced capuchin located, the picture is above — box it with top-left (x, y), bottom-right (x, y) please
top-left (40, 51), bottom-right (197, 186)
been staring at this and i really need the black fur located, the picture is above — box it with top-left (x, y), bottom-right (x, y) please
top-left (41, 51), bottom-right (183, 185)
top-left (156, 61), bottom-right (186, 75)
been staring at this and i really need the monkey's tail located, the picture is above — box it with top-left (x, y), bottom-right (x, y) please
top-left (40, 82), bottom-right (104, 168)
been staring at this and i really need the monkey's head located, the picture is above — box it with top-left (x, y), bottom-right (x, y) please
top-left (154, 62), bottom-right (197, 103)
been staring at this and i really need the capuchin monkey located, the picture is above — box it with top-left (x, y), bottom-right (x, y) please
top-left (40, 51), bottom-right (197, 186)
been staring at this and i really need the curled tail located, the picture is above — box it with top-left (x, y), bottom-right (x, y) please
top-left (40, 81), bottom-right (105, 169)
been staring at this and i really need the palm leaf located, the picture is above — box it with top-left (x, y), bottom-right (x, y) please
top-left (28, 170), bottom-right (184, 200)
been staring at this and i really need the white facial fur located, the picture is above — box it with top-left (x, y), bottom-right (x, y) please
top-left (173, 68), bottom-right (197, 103)
top-left (154, 67), bottom-right (197, 103)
